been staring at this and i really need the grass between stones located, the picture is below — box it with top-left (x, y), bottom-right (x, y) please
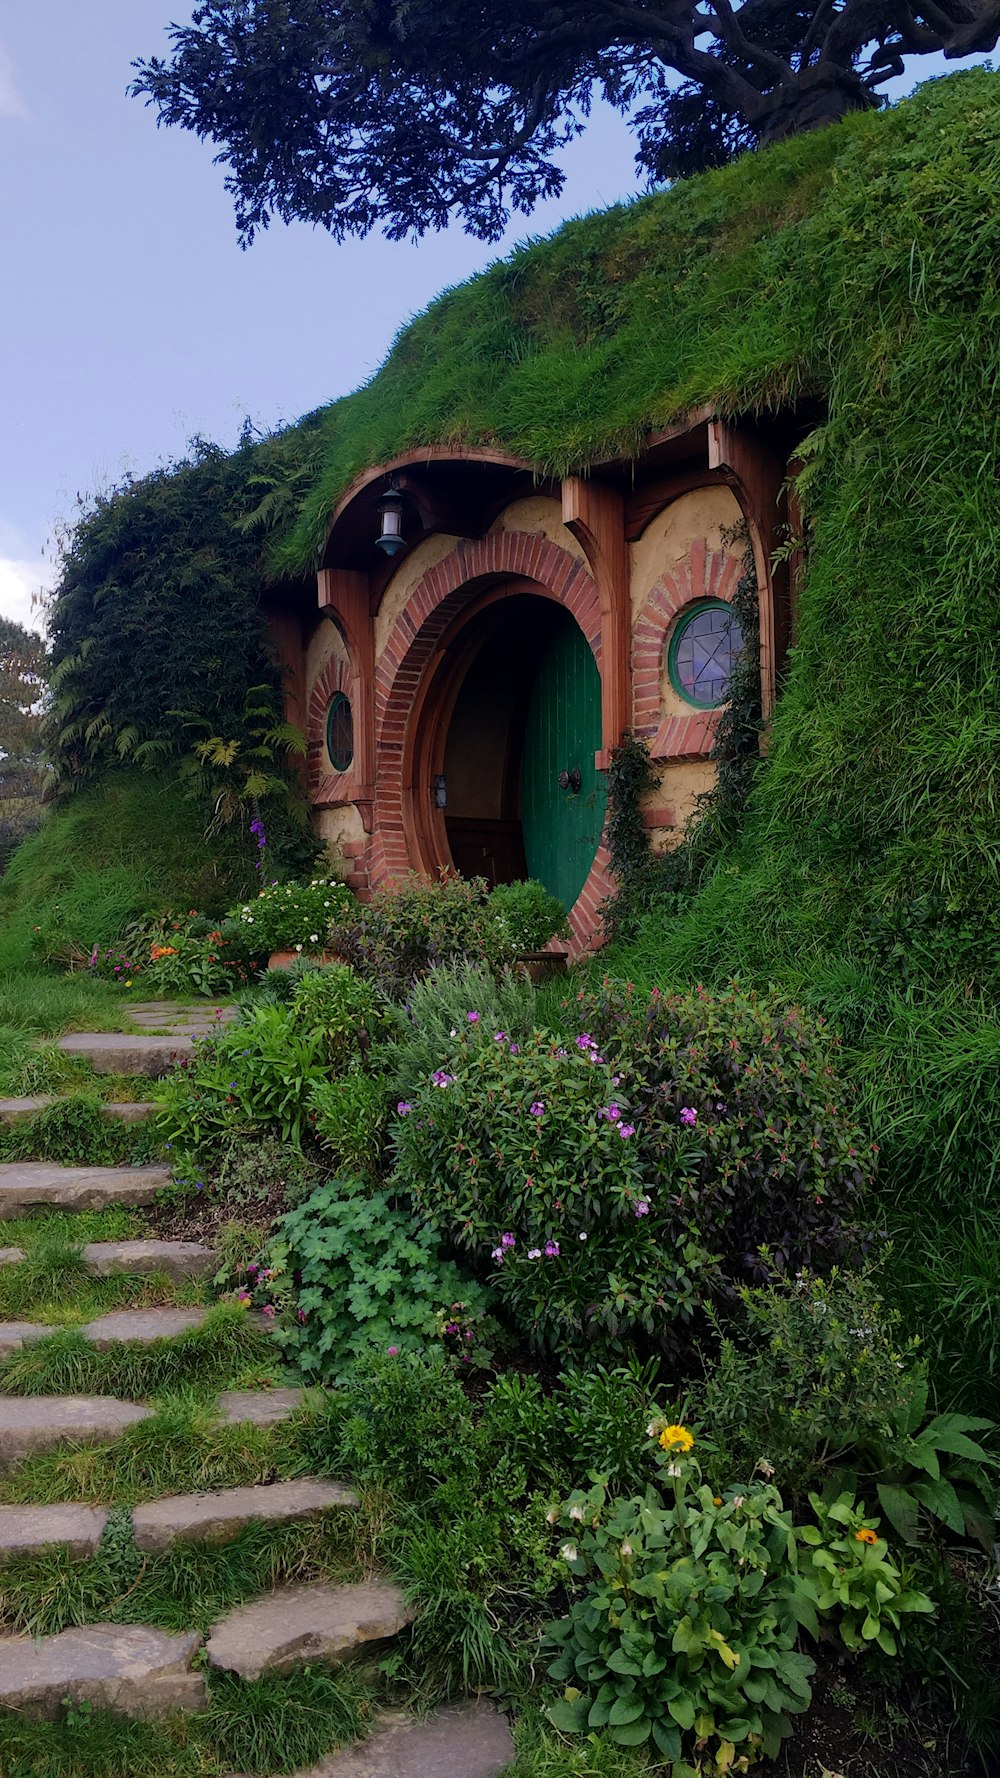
top-left (0, 1304), bottom-right (272, 1398)
top-left (0, 1392), bottom-right (340, 1508)
top-left (0, 1666), bottom-right (376, 1778)
top-left (0, 1508), bottom-right (366, 1638)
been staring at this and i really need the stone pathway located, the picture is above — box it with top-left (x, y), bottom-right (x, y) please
top-left (0, 1097), bottom-right (156, 1123)
top-left (0, 1161), bottom-right (171, 1218)
top-left (0, 1000), bottom-right (517, 1775)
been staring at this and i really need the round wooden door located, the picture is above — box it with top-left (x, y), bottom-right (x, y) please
top-left (520, 610), bottom-right (606, 909)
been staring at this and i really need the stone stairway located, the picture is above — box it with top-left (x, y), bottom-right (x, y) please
top-left (0, 1000), bottom-right (516, 1778)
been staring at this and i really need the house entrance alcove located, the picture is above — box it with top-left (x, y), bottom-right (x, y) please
top-left (417, 591), bottom-right (607, 909)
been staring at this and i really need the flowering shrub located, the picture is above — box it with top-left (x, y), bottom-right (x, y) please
top-left (229, 877), bottom-right (354, 955)
top-left (86, 910), bottom-right (247, 995)
top-left (544, 1425), bottom-right (932, 1772)
top-left (329, 872), bottom-right (505, 995)
top-left (391, 1025), bottom-right (714, 1360)
top-left (573, 980), bottom-right (873, 1293)
top-left (245, 1176), bottom-right (490, 1379)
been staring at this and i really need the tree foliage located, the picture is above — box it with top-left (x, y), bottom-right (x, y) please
top-left (0, 618), bottom-right (49, 872)
top-left (131, 1), bottom-right (1000, 242)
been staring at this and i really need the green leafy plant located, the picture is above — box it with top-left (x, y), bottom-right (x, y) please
top-left (487, 880), bottom-right (569, 954)
top-left (229, 877), bottom-right (354, 956)
top-left (796, 1491), bottom-right (934, 1658)
top-left (544, 1434), bottom-right (816, 1772)
top-left (308, 1074), bottom-right (385, 1178)
top-left (252, 1176), bottom-right (490, 1379)
top-left (328, 872), bottom-right (505, 996)
top-left (696, 1270), bottom-right (998, 1547)
top-left (289, 962), bottom-right (390, 1070)
top-left (383, 959), bottom-right (539, 1098)
top-left (155, 1004), bottom-right (329, 1152)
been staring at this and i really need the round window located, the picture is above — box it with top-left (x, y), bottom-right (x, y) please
top-left (326, 691), bottom-right (354, 772)
top-left (668, 600), bottom-right (745, 708)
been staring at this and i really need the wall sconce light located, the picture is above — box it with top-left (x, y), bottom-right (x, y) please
top-left (375, 478), bottom-right (406, 556)
top-left (434, 774), bottom-right (448, 808)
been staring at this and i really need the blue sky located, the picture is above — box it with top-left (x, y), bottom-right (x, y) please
top-left (0, 4), bottom-right (984, 632)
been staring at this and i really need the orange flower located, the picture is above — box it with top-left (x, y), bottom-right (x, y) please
top-left (854, 1528), bottom-right (878, 1546)
top-left (150, 944), bottom-right (178, 959)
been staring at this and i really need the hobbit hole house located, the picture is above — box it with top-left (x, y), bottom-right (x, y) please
top-left (265, 408), bottom-right (805, 950)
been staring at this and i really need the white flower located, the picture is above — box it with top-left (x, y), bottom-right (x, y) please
top-left (309, 934), bottom-right (319, 943)
top-left (620, 1540), bottom-right (633, 1557)
top-left (546, 1507), bottom-right (559, 1524)
top-left (732, 1495), bottom-right (745, 1509)
top-left (528, 1248), bottom-right (541, 1260)
top-left (568, 1504), bottom-right (585, 1522)
top-left (294, 944), bottom-right (303, 953)
top-left (560, 1543), bottom-right (578, 1562)
top-left (646, 1420), bottom-right (662, 1438)
top-left (666, 1463), bottom-right (682, 1478)
top-left (757, 1457), bottom-right (775, 1479)
top-left (578, 1232), bottom-right (587, 1242)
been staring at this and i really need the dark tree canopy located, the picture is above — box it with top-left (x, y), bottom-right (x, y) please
top-left (132, 2), bottom-right (1000, 242)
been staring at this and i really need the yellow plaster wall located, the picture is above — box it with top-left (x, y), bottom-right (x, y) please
top-left (644, 760), bottom-right (717, 853)
top-left (489, 495), bottom-right (590, 568)
top-left (629, 485), bottom-right (743, 623)
top-left (315, 804), bottom-right (367, 869)
top-left (305, 613), bottom-right (349, 699)
top-left (374, 533), bottom-right (461, 660)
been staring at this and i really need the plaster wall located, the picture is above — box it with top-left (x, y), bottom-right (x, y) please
top-left (643, 761), bottom-right (716, 852)
top-left (630, 485), bottom-right (742, 623)
top-left (306, 613), bottom-right (349, 696)
top-left (374, 533), bottom-right (461, 660)
top-left (489, 495), bottom-right (590, 567)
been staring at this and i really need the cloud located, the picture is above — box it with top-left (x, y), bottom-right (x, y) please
top-left (0, 42), bottom-right (27, 121)
top-left (0, 556), bottom-right (52, 635)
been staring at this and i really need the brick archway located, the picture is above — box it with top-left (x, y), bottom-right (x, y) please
top-left (371, 530), bottom-right (613, 951)
top-left (632, 537), bottom-right (743, 761)
top-left (307, 642), bottom-right (358, 809)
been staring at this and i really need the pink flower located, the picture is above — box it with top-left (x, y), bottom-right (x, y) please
top-left (432, 1070), bottom-right (454, 1088)
top-left (529, 1101), bottom-right (545, 1117)
top-left (501, 1232), bottom-right (516, 1248)
top-left (467, 1011), bottom-right (480, 1023)
top-left (493, 1031), bottom-right (507, 1043)
top-left (261, 1303), bottom-right (276, 1318)
top-left (680, 1106), bottom-right (697, 1126)
top-left (544, 1240), bottom-right (560, 1257)
top-left (396, 1100), bottom-right (413, 1115)
top-left (387, 1345), bottom-right (399, 1356)
top-left (576, 1034), bottom-right (596, 1050)
top-left (634, 1200), bottom-right (650, 1217)
top-left (618, 1123), bottom-right (636, 1139)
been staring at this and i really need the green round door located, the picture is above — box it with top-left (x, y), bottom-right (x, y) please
top-left (521, 611), bottom-right (606, 909)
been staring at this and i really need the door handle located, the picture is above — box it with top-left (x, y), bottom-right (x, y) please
top-left (558, 767), bottom-right (582, 795)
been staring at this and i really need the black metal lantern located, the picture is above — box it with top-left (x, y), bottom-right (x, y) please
top-left (375, 478), bottom-right (406, 556)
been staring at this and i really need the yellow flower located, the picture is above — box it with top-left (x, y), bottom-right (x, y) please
top-left (855, 1528), bottom-right (878, 1545)
top-left (713, 1496), bottom-right (723, 1507)
top-left (658, 1424), bottom-right (694, 1454)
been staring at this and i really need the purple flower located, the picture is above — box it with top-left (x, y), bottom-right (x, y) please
top-left (491, 1247), bottom-right (505, 1262)
top-left (467, 1010), bottom-right (480, 1023)
top-left (501, 1232), bottom-right (516, 1248)
top-left (680, 1106), bottom-right (697, 1126)
top-left (555, 1047), bottom-right (568, 1058)
top-left (545, 1240), bottom-right (560, 1257)
top-left (634, 1200), bottom-right (650, 1217)
top-left (432, 1070), bottom-right (454, 1088)
top-left (618, 1123), bottom-right (636, 1139)
top-left (387, 1345), bottom-right (399, 1356)
top-left (528, 1248), bottom-right (542, 1260)
top-left (606, 1104), bottom-right (621, 1121)
top-left (493, 1031), bottom-right (507, 1043)
top-left (397, 1100), bottom-right (413, 1115)
top-left (509, 1043), bottom-right (520, 1055)
top-left (529, 1100), bottom-right (545, 1117)
top-left (576, 1033), bottom-right (596, 1051)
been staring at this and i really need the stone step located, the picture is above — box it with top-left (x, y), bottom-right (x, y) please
top-left (0, 1501), bottom-right (109, 1563)
top-left (0, 1246), bottom-right (24, 1266)
top-left (132, 1477), bottom-right (359, 1553)
top-left (0, 1306), bottom-right (213, 1357)
top-left (267, 1705), bottom-right (516, 1778)
top-left (0, 1621), bottom-right (205, 1718)
top-left (0, 1161), bottom-right (171, 1219)
top-left (0, 1320), bottom-right (55, 1358)
top-left (216, 1388), bottom-right (305, 1427)
top-left (57, 1033), bottom-right (196, 1076)
top-left (0, 1395), bottom-right (148, 1471)
top-left (128, 1001), bottom-right (237, 1030)
top-left (206, 1580), bottom-right (413, 1680)
top-left (82, 1239), bottom-right (216, 1282)
top-left (0, 1097), bottom-right (157, 1124)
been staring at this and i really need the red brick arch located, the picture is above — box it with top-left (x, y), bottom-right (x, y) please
top-left (307, 642), bottom-right (356, 808)
top-left (370, 529), bottom-right (613, 951)
top-left (631, 537), bottom-right (743, 761)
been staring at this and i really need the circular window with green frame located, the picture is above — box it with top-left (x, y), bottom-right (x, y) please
top-left (326, 691), bottom-right (354, 772)
top-left (667, 599), bottom-right (745, 709)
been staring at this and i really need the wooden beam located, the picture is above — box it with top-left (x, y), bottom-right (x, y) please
top-left (707, 421), bottom-right (788, 722)
top-left (562, 477), bottom-right (631, 763)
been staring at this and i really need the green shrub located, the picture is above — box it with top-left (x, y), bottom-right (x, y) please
top-left (289, 963), bottom-right (390, 1069)
top-left (383, 960), bottom-right (540, 1098)
top-left (796, 1491), bottom-right (934, 1659)
top-left (392, 1025), bottom-right (708, 1362)
top-left (487, 880), bottom-right (569, 954)
top-left (329, 873), bottom-right (504, 996)
top-left (336, 1348), bottom-right (481, 1499)
top-left (155, 1004), bottom-right (329, 1152)
top-left (229, 878), bottom-right (354, 955)
top-left (482, 1358), bottom-right (668, 1496)
top-left (255, 1177), bottom-right (490, 1379)
top-left (308, 1075), bottom-right (385, 1178)
top-left (696, 1270), bottom-right (998, 1547)
top-left (576, 980), bottom-right (872, 1294)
